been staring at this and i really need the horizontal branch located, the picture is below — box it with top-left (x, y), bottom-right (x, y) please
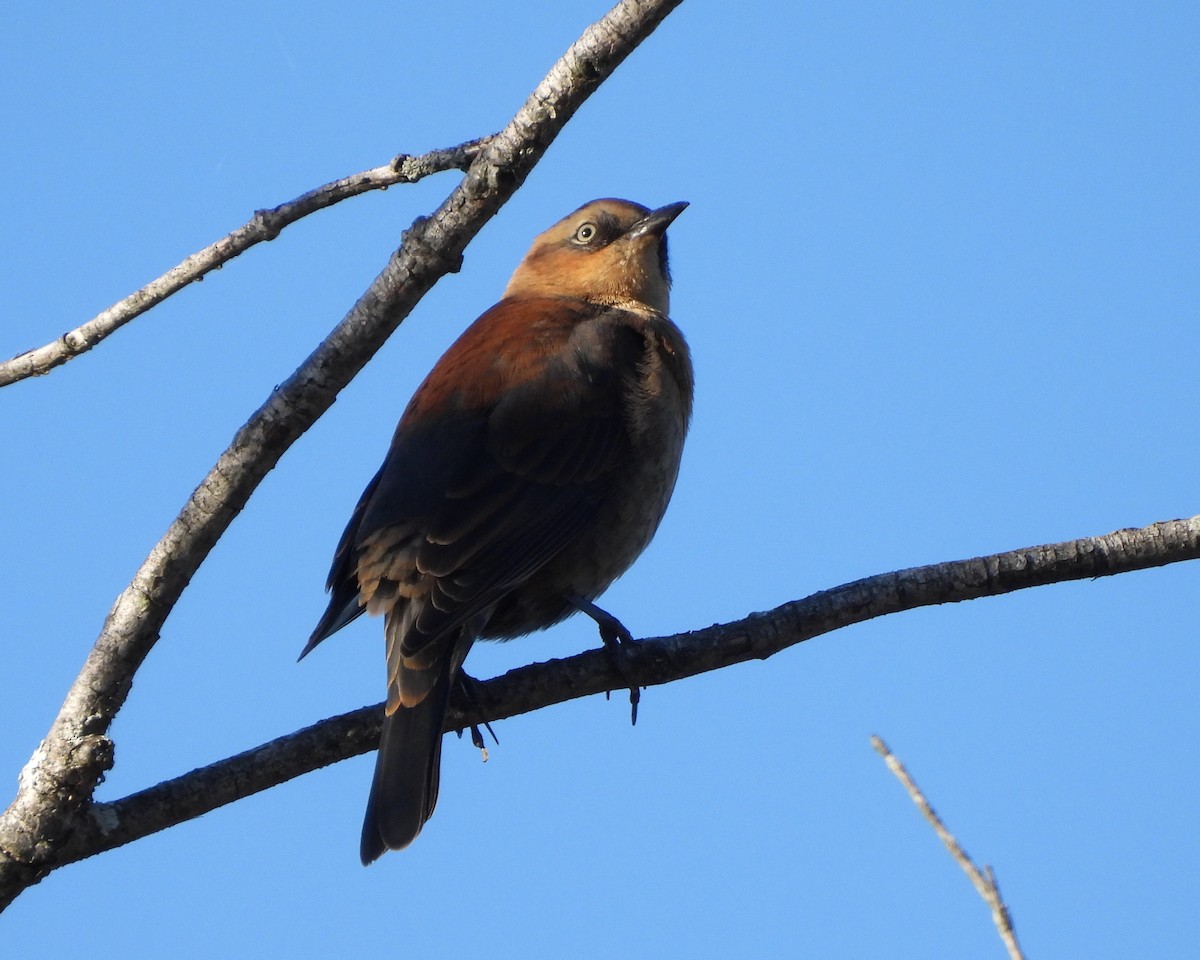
top-left (55, 514), bottom-right (1200, 866)
top-left (0, 137), bottom-right (492, 388)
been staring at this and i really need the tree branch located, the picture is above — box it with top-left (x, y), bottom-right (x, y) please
top-left (50, 514), bottom-right (1200, 868)
top-left (871, 736), bottom-right (1026, 960)
top-left (0, 137), bottom-right (492, 389)
top-left (0, 0), bottom-right (686, 911)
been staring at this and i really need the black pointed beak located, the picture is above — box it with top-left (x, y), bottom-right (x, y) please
top-left (627, 201), bottom-right (689, 240)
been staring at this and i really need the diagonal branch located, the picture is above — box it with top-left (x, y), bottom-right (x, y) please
top-left (872, 736), bottom-right (1026, 960)
top-left (0, 137), bottom-right (492, 388)
top-left (51, 514), bottom-right (1200, 868)
top-left (0, 0), bottom-right (686, 911)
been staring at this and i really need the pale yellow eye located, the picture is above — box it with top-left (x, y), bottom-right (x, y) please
top-left (573, 222), bottom-right (598, 244)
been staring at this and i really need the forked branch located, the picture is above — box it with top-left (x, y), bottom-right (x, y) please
top-left (0, 0), bottom-right (687, 912)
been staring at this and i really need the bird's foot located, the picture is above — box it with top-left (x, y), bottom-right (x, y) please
top-left (454, 671), bottom-right (499, 760)
top-left (566, 595), bottom-right (642, 726)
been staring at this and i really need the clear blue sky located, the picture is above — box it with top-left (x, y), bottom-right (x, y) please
top-left (3, 2), bottom-right (1198, 956)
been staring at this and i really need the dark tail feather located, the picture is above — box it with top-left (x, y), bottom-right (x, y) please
top-left (359, 662), bottom-right (453, 865)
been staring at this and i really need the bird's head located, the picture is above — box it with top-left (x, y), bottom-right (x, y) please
top-left (503, 199), bottom-right (688, 315)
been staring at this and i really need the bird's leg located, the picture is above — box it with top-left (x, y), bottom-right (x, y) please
top-left (566, 595), bottom-right (642, 725)
top-left (452, 671), bottom-right (499, 759)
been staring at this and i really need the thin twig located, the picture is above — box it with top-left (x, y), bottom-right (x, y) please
top-left (47, 513), bottom-right (1200, 872)
top-left (0, 137), bottom-right (492, 388)
top-left (871, 736), bottom-right (1026, 960)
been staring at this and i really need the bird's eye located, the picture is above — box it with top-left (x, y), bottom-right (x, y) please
top-left (573, 222), bottom-right (599, 244)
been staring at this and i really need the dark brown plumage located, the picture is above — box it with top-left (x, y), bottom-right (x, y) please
top-left (303, 199), bottom-right (693, 864)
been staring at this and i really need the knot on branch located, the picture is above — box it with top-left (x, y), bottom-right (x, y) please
top-left (251, 208), bottom-right (286, 241)
top-left (400, 216), bottom-right (464, 274)
top-left (390, 153), bottom-right (413, 180)
top-left (63, 736), bottom-right (115, 791)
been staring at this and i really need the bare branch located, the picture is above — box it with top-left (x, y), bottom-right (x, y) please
top-left (871, 736), bottom-right (1026, 960)
top-left (51, 514), bottom-right (1200, 869)
top-left (0, 0), bottom-right (686, 911)
top-left (0, 138), bottom-right (492, 389)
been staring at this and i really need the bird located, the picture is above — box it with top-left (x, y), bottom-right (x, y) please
top-left (302, 198), bottom-right (694, 864)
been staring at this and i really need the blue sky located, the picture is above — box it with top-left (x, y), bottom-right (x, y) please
top-left (3, 2), bottom-right (1198, 956)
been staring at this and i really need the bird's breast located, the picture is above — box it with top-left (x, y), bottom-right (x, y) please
top-left (482, 309), bottom-right (693, 639)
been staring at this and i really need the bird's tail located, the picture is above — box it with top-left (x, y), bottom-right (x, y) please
top-left (359, 656), bottom-right (453, 865)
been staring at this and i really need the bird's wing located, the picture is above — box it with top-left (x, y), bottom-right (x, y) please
top-left (305, 298), bottom-right (643, 671)
top-left (300, 464), bottom-right (385, 658)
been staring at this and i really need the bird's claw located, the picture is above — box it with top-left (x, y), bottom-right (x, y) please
top-left (454, 672), bottom-right (500, 758)
top-left (566, 595), bottom-right (642, 725)
top-left (600, 626), bottom-right (642, 726)
top-left (469, 723), bottom-right (491, 761)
